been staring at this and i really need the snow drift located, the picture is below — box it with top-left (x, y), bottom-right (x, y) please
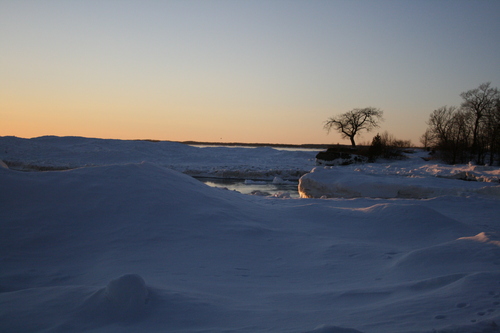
top-left (299, 166), bottom-right (500, 199)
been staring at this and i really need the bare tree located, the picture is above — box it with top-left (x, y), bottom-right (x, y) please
top-left (420, 129), bottom-right (433, 148)
top-left (426, 106), bottom-right (459, 146)
top-left (425, 106), bottom-right (472, 164)
top-left (484, 97), bottom-right (500, 164)
top-left (460, 82), bottom-right (499, 161)
top-left (324, 107), bottom-right (383, 147)
top-left (423, 83), bottom-right (500, 165)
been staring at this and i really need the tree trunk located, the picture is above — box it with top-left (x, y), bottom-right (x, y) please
top-left (349, 136), bottom-right (356, 147)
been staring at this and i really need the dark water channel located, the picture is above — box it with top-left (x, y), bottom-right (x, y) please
top-left (195, 177), bottom-right (300, 198)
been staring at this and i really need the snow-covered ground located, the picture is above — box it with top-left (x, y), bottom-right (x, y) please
top-left (299, 151), bottom-right (500, 199)
top-left (1, 136), bottom-right (500, 333)
top-left (0, 136), bottom-right (317, 179)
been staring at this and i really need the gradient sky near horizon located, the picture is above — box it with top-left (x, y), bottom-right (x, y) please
top-left (1, 0), bottom-right (499, 145)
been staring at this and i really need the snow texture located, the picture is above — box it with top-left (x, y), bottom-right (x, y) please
top-left (0, 136), bottom-right (316, 179)
top-left (1, 136), bottom-right (500, 333)
top-left (299, 153), bottom-right (500, 199)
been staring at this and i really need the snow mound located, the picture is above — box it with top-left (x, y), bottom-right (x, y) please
top-left (351, 204), bottom-right (475, 246)
top-left (272, 176), bottom-right (291, 184)
top-left (72, 274), bottom-right (151, 326)
top-left (424, 320), bottom-right (500, 333)
top-left (271, 191), bottom-right (292, 198)
top-left (433, 165), bottom-right (500, 183)
top-left (351, 159), bottom-right (500, 183)
top-left (104, 274), bottom-right (149, 313)
top-left (299, 166), bottom-right (500, 199)
top-left (303, 325), bottom-right (364, 333)
top-left (391, 238), bottom-right (500, 279)
top-left (475, 185), bottom-right (500, 197)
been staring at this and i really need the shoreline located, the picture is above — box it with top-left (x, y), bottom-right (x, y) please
top-left (179, 140), bottom-right (338, 149)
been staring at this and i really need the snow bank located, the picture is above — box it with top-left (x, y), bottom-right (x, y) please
top-left (391, 238), bottom-right (500, 279)
top-left (300, 149), bottom-right (500, 199)
top-left (299, 166), bottom-right (500, 199)
top-left (350, 157), bottom-right (500, 183)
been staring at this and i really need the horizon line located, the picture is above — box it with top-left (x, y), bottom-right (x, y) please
top-left (2, 134), bottom-right (343, 148)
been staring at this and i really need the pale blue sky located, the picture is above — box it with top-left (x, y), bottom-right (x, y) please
top-left (1, 0), bottom-right (499, 144)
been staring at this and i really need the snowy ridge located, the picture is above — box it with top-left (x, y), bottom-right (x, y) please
top-left (299, 166), bottom-right (500, 199)
top-left (299, 149), bottom-right (500, 199)
top-left (1, 136), bottom-right (500, 332)
top-left (0, 136), bottom-right (317, 179)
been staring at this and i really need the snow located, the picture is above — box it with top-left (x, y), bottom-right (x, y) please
top-left (1, 136), bottom-right (500, 333)
top-left (299, 151), bottom-right (500, 199)
top-left (298, 166), bottom-right (500, 199)
top-left (0, 136), bottom-right (316, 179)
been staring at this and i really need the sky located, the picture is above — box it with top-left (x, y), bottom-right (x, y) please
top-left (1, 0), bottom-right (499, 145)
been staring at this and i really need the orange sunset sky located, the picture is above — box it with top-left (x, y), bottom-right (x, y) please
top-left (2, 0), bottom-right (499, 145)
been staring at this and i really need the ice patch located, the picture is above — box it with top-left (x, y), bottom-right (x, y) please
top-left (245, 179), bottom-right (267, 185)
top-left (271, 191), bottom-right (291, 198)
top-left (272, 176), bottom-right (294, 184)
top-left (250, 190), bottom-right (271, 196)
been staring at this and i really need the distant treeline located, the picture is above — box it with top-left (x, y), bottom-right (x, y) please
top-left (135, 139), bottom-right (367, 150)
top-left (422, 82), bottom-right (500, 165)
top-left (135, 138), bottom-right (348, 150)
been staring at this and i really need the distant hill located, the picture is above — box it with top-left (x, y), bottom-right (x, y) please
top-left (179, 141), bottom-right (336, 149)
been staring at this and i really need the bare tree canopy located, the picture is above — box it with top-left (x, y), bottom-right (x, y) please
top-left (423, 82), bottom-right (500, 165)
top-left (324, 107), bottom-right (384, 147)
top-left (460, 82), bottom-right (499, 155)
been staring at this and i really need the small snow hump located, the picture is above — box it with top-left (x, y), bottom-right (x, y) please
top-left (70, 274), bottom-right (151, 328)
top-left (104, 274), bottom-right (149, 315)
top-left (303, 325), bottom-right (364, 333)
